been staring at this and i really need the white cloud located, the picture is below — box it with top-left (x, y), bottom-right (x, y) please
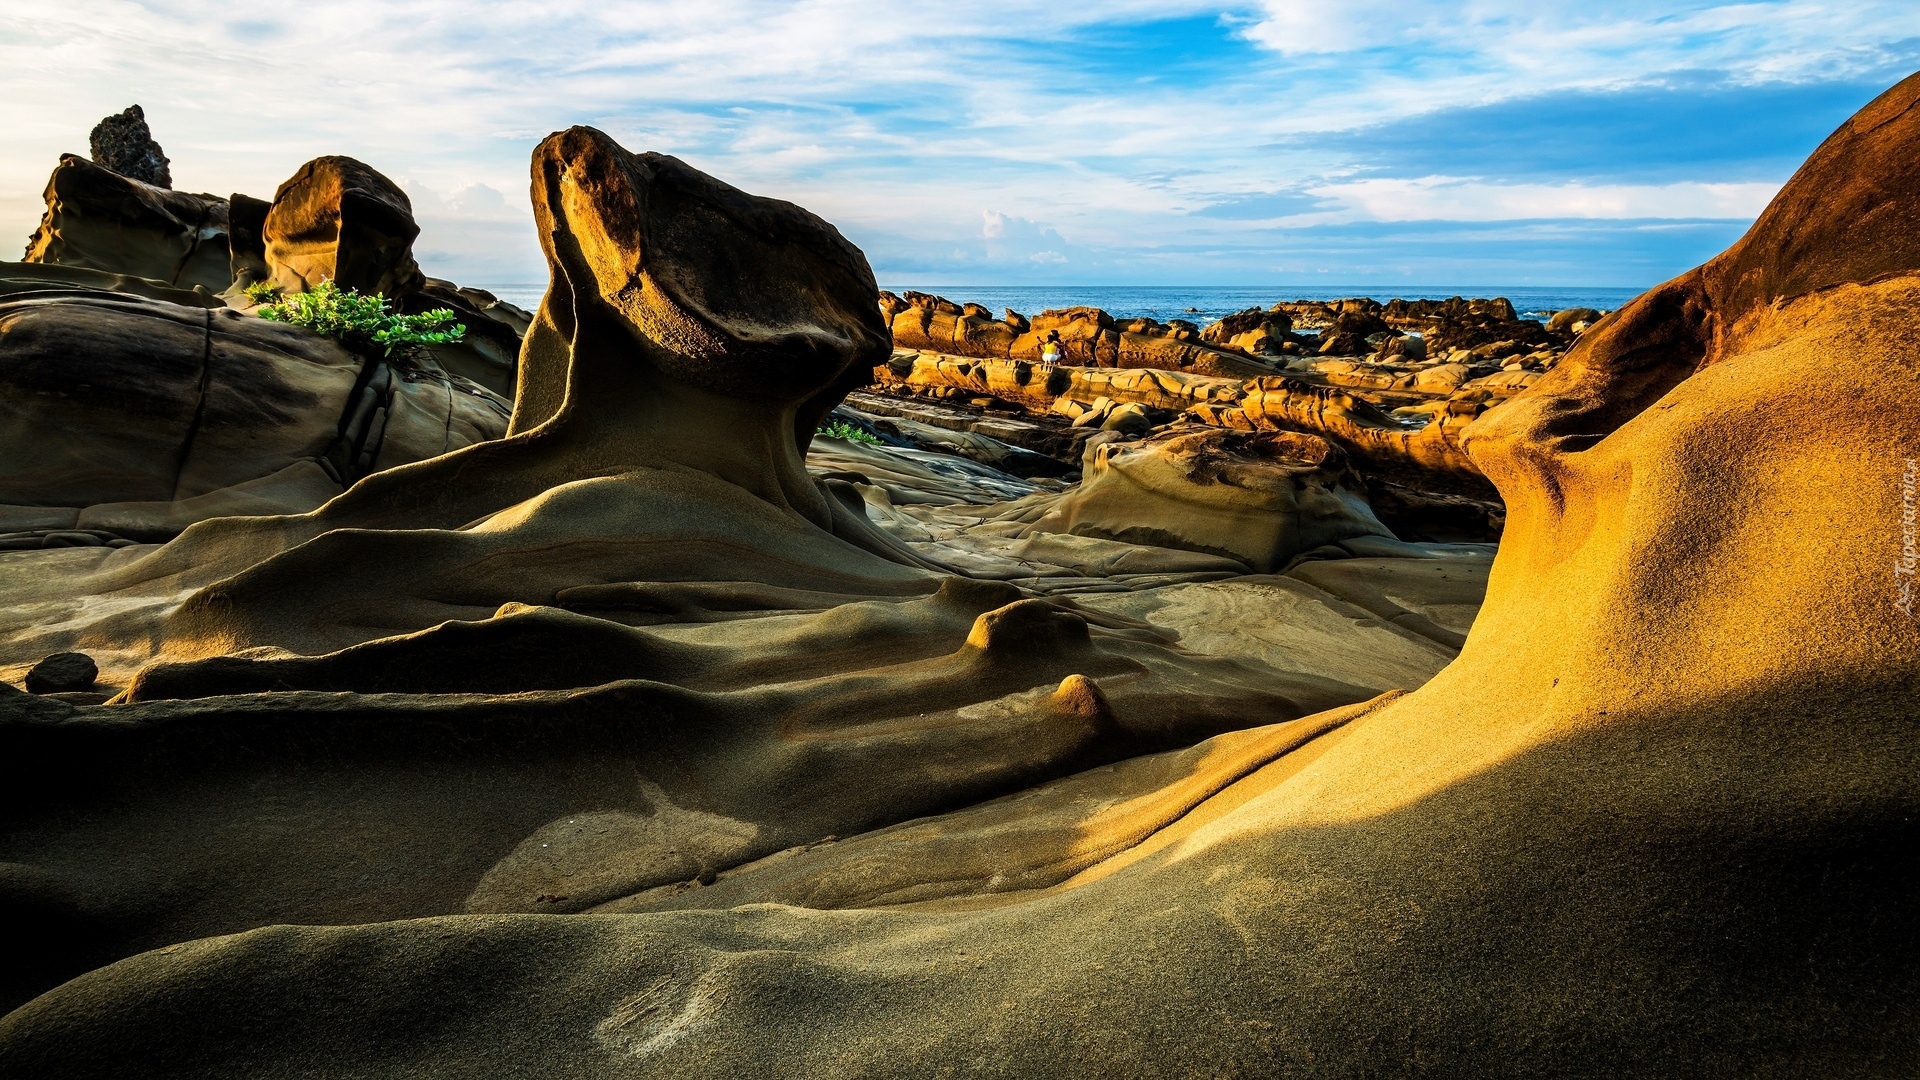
top-left (0, 0), bottom-right (1915, 284)
top-left (1311, 176), bottom-right (1783, 221)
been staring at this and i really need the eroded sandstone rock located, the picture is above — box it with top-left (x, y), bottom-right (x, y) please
top-left (263, 156), bottom-right (424, 300)
top-left (1021, 428), bottom-right (1393, 572)
top-left (0, 130), bottom-right (1450, 1024)
top-left (10, 69), bottom-right (1920, 1078)
top-left (0, 263), bottom-right (510, 540)
top-left (884, 290), bottom-right (1274, 377)
top-left (22, 155), bottom-right (232, 293)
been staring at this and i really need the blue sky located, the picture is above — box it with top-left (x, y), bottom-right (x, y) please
top-left (4, 1), bottom-right (1919, 288)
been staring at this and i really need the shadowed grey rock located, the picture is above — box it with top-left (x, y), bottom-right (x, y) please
top-left (24, 652), bottom-right (96, 694)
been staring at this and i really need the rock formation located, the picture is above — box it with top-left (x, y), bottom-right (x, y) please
top-left (21, 155), bottom-right (232, 292)
top-left (87, 105), bottom-right (170, 188)
top-left (263, 156), bottom-right (424, 300)
top-left (0, 261), bottom-right (511, 542)
top-left (1018, 428), bottom-right (1393, 572)
top-left (5, 70), bottom-right (1919, 1076)
top-left (6, 130), bottom-right (525, 537)
top-left (874, 351), bottom-right (1495, 496)
top-left (0, 129), bottom-right (1455, 1026)
top-left (884, 290), bottom-right (1276, 377)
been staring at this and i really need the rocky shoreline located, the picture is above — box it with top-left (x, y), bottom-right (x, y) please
top-left (0, 75), bottom-right (1914, 1078)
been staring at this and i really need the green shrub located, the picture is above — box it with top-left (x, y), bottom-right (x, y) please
top-left (816, 419), bottom-right (881, 445)
top-left (258, 279), bottom-right (465, 356)
top-left (241, 280), bottom-right (282, 304)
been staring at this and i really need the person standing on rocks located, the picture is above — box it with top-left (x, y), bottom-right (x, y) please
top-left (1040, 330), bottom-right (1063, 364)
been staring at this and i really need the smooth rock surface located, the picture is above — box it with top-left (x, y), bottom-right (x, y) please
top-left (6, 71), bottom-right (1918, 1078)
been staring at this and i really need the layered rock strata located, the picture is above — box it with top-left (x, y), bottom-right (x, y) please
top-left (883, 290), bottom-right (1276, 377)
top-left (875, 350), bottom-right (1492, 495)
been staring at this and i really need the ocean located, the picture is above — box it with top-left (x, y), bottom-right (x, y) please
top-left (466, 284), bottom-right (1646, 324)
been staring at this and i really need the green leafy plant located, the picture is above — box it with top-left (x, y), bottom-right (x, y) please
top-left (241, 279), bottom-right (282, 304)
top-left (257, 279), bottom-right (465, 356)
top-left (816, 419), bottom-right (881, 445)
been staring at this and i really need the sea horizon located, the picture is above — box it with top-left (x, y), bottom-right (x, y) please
top-left (469, 283), bottom-right (1644, 324)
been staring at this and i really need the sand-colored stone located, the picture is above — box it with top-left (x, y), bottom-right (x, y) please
top-left (7, 72), bottom-right (1920, 1077)
top-left (886, 290), bottom-right (1275, 378)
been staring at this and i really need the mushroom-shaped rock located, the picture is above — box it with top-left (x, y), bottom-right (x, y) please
top-left (263, 156), bottom-right (424, 300)
top-left (512, 127), bottom-right (892, 453)
top-left (36, 127), bottom-right (931, 659)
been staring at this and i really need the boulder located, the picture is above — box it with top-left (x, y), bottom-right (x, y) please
top-left (1025, 427), bottom-right (1393, 571)
top-left (24, 652), bottom-right (96, 694)
top-left (1316, 329), bottom-right (1372, 355)
top-left (263, 156), bottom-right (424, 300)
top-left (1546, 306), bottom-right (1602, 333)
top-left (87, 105), bottom-right (170, 188)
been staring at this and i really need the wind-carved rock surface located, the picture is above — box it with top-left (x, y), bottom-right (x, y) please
top-left (4, 148), bottom-right (518, 542)
top-left (7, 67), bottom-right (1916, 1075)
top-left (22, 154), bottom-right (232, 293)
top-left (0, 129), bottom-right (1464, 1032)
top-left (1009, 428), bottom-right (1394, 573)
top-left (263, 156), bottom-right (425, 300)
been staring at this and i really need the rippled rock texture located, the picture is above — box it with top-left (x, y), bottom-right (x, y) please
top-left (4, 68), bottom-right (1918, 1077)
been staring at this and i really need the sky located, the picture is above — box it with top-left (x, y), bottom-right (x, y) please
top-left (3, 1), bottom-right (1919, 289)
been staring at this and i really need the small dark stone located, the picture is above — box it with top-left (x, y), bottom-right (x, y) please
top-left (89, 105), bottom-right (172, 188)
top-left (26, 651), bottom-right (98, 694)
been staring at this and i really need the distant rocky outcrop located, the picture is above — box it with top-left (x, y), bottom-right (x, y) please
top-left (1200, 306), bottom-right (1297, 355)
top-left (875, 351), bottom-right (1495, 496)
top-left (882, 290), bottom-right (1275, 378)
top-left (87, 105), bottom-right (171, 188)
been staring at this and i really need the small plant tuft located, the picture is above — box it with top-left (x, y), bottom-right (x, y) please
top-left (257, 279), bottom-right (465, 356)
top-left (816, 420), bottom-right (881, 445)
top-left (241, 280), bottom-right (282, 305)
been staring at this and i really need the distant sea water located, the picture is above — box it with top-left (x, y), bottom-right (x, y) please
top-left (466, 284), bottom-right (1645, 324)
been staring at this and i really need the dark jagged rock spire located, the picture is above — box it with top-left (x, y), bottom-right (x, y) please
top-left (88, 105), bottom-right (171, 188)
